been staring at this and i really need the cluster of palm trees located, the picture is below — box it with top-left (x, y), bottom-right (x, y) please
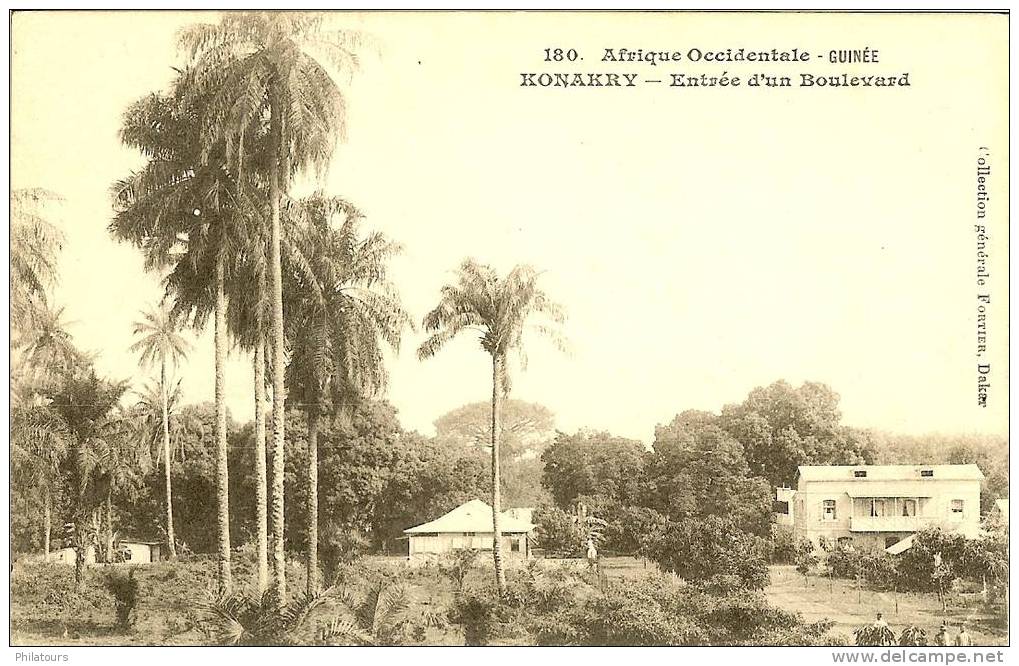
top-left (12, 11), bottom-right (567, 606)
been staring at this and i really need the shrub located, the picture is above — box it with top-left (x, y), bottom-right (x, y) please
top-left (648, 516), bottom-right (770, 591)
top-left (532, 504), bottom-right (586, 557)
top-left (438, 548), bottom-right (479, 593)
top-left (770, 525), bottom-right (798, 564)
top-left (898, 626), bottom-right (928, 646)
top-left (105, 568), bottom-right (141, 630)
top-left (447, 590), bottom-right (506, 646)
top-left (854, 623), bottom-right (896, 646)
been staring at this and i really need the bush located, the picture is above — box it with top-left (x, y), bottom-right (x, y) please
top-left (824, 546), bottom-right (897, 589)
top-left (105, 568), bottom-right (141, 630)
top-left (854, 623), bottom-right (896, 646)
top-left (532, 504), bottom-right (586, 557)
top-left (438, 548), bottom-right (479, 593)
top-left (522, 576), bottom-right (842, 646)
top-left (648, 516), bottom-right (770, 591)
top-left (448, 590), bottom-right (506, 646)
top-left (898, 626), bottom-right (928, 646)
top-left (770, 525), bottom-right (798, 564)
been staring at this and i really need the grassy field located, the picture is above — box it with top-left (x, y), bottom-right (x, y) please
top-left (9, 556), bottom-right (1007, 646)
top-left (764, 565), bottom-right (1008, 646)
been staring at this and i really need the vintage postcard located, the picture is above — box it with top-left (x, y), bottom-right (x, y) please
top-left (7, 8), bottom-right (1009, 658)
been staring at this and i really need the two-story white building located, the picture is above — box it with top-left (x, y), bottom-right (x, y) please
top-left (778, 464), bottom-right (984, 553)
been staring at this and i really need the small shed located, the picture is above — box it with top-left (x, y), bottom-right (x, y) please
top-left (404, 499), bottom-right (536, 560)
top-left (119, 539), bottom-right (162, 564)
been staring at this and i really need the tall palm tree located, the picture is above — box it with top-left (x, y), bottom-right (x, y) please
top-left (178, 11), bottom-right (369, 604)
top-left (129, 303), bottom-right (191, 559)
top-left (10, 188), bottom-right (64, 335)
top-left (284, 196), bottom-right (411, 595)
top-left (418, 261), bottom-right (566, 595)
top-left (111, 81), bottom-right (256, 593)
top-left (225, 228), bottom-right (272, 595)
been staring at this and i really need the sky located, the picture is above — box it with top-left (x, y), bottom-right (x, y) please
top-left (10, 11), bottom-right (1009, 443)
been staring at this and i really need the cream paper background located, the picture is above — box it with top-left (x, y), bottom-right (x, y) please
top-left (10, 11), bottom-right (1009, 441)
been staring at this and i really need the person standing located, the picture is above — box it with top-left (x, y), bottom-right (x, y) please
top-left (955, 623), bottom-right (972, 646)
top-left (935, 622), bottom-right (952, 646)
top-left (586, 537), bottom-right (598, 571)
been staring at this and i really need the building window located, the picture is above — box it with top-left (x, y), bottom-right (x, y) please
top-left (870, 499), bottom-right (886, 517)
top-left (921, 469), bottom-right (934, 477)
top-left (951, 500), bottom-right (964, 514)
top-left (510, 539), bottom-right (521, 552)
top-left (773, 500), bottom-right (789, 515)
top-left (854, 470), bottom-right (867, 478)
top-left (463, 532), bottom-right (476, 537)
top-left (822, 499), bottom-right (837, 521)
top-left (902, 499), bottom-right (917, 517)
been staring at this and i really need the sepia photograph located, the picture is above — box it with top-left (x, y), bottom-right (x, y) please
top-left (7, 8), bottom-right (1010, 654)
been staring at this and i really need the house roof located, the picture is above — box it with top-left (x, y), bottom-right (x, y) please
top-left (885, 534), bottom-right (915, 555)
top-left (404, 499), bottom-right (536, 534)
top-left (797, 464), bottom-right (984, 482)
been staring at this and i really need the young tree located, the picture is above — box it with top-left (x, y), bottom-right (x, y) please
top-left (48, 369), bottom-right (128, 590)
top-left (418, 260), bottom-right (566, 595)
top-left (129, 304), bottom-right (191, 558)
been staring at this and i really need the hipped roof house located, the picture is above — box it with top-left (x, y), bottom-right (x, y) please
top-left (403, 499), bottom-right (536, 559)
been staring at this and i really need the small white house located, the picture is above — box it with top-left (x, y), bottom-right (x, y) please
top-left (404, 499), bottom-right (536, 560)
top-left (46, 539), bottom-right (161, 565)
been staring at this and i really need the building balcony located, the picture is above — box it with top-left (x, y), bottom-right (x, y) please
top-left (849, 515), bottom-right (939, 532)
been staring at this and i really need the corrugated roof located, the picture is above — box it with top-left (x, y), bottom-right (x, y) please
top-left (798, 464), bottom-right (984, 482)
top-left (404, 499), bottom-right (536, 534)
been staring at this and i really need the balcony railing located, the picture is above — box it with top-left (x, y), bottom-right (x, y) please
top-left (849, 515), bottom-right (939, 532)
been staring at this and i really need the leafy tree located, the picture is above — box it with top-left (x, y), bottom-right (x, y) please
top-left (436, 400), bottom-right (555, 507)
top-left (648, 516), bottom-right (771, 592)
top-left (418, 260), bottom-right (567, 595)
top-left (178, 11), bottom-right (369, 604)
top-left (434, 400), bottom-right (556, 458)
top-left (719, 380), bottom-right (875, 488)
top-left (540, 430), bottom-right (645, 510)
top-left (129, 303), bottom-right (192, 558)
top-left (646, 413), bottom-right (773, 536)
top-left (532, 504), bottom-right (587, 556)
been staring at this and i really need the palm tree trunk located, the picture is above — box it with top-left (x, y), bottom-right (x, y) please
top-left (490, 353), bottom-right (507, 595)
top-left (161, 358), bottom-right (177, 559)
top-left (253, 334), bottom-right (269, 595)
top-left (214, 252), bottom-right (232, 594)
top-left (105, 489), bottom-right (113, 563)
top-left (43, 485), bottom-right (51, 562)
top-left (268, 88), bottom-right (287, 605)
top-left (306, 408), bottom-right (319, 596)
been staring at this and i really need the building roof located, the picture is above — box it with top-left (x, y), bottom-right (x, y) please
top-left (994, 499), bottom-right (1009, 520)
top-left (797, 464), bottom-right (984, 482)
top-left (885, 534), bottom-right (914, 555)
top-left (404, 499), bottom-right (536, 534)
